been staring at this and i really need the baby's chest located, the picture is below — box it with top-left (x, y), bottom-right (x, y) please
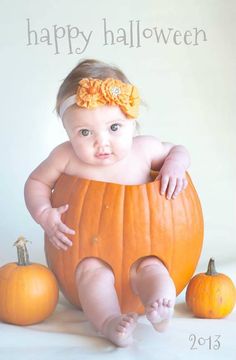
top-left (112, 159), bottom-right (152, 185)
top-left (66, 154), bottom-right (152, 185)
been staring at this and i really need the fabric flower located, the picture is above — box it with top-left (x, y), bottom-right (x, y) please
top-left (75, 78), bottom-right (140, 118)
top-left (120, 85), bottom-right (140, 118)
top-left (76, 78), bottom-right (106, 108)
top-left (101, 78), bottom-right (140, 118)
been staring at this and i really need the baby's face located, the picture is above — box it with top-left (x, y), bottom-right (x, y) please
top-left (63, 105), bottom-right (136, 166)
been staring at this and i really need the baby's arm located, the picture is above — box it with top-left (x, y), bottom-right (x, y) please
top-left (24, 143), bottom-right (75, 250)
top-left (156, 143), bottom-right (190, 199)
top-left (144, 136), bottom-right (190, 199)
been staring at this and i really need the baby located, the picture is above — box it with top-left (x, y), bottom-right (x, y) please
top-left (24, 59), bottom-right (190, 347)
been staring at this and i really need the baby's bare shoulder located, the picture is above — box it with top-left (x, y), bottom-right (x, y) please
top-left (133, 136), bottom-right (174, 170)
top-left (133, 135), bottom-right (161, 144)
top-left (48, 141), bottom-right (73, 160)
top-left (28, 142), bottom-right (73, 187)
top-left (38, 141), bottom-right (73, 174)
top-left (133, 135), bottom-right (162, 153)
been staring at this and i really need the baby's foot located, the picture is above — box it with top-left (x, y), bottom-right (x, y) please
top-left (101, 312), bottom-right (138, 347)
top-left (146, 298), bottom-right (174, 332)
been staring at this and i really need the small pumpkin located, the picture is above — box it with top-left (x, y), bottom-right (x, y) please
top-left (0, 236), bottom-right (59, 325)
top-left (186, 258), bottom-right (236, 318)
top-left (45, 172), bottom-right (204, 314)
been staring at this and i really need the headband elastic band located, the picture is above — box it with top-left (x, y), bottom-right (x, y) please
top-left (59, 95), bottom-right (76, 119)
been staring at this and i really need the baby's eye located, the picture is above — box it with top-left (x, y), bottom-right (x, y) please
top-left (110, 123), bottom-right (121, 132)
top-left (79, 129), bottom-right (90, 136)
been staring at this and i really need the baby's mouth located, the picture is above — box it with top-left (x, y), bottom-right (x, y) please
top-left (95, 152), bottom-right (112, 159)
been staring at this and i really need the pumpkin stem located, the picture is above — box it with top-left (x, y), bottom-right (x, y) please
top-left (205, 258), bottom-right (218, 275)
top-left (14, 236), bottom-right (31, 266)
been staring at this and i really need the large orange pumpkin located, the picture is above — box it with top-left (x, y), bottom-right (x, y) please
top-left (0, 237), bottom-right (59, 325)
top-left (45, 172), bottom-right (204, 314)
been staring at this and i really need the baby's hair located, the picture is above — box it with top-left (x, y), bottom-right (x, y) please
top-left (56, 59), bottom-right (131, 117)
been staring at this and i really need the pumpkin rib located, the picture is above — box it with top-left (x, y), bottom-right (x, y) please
top-left (77, 179), bottom-right (90, 274)
top-left (177, 189), bottom-right (192, 270)
top-left (61, 176), bottom-right (78, 294)
top-left (146, 184), bottom-right (153, 255)
top-left (189, 179), bottom-right (203, 230)
top-left (78, 181), bottom-right (87, 263)
top-left (144, 184), bottom-right (151, 256)
top-left (100, 183), bottom-right (124, 292)
top-left (113, 184), bottom-right (125, 306)
top-left (177, 182), bottom-right (201, 285)
top-left (68, 177), bottom-right (82, 283)
top-left (146, 182), bottom-right (172, 271)
top-left (162, 191), bottom-right (172, 270)
top-left (118, 184), bottom-right (125, 291)
top-left (1, 265), bottom-right (16, 321)
top-left (59, 177), bottom-right (76, 300)
top-left (122, 186), bottom-right (139, 310)
top-left (3, 267), bottom-right (15, 322)
top-left (169, 201), bottom-right (175, 272)
top-left (157, 184), bottom-right (169, 269)
top-left (97, 182), bottom-right (109, 259)
top-left (120, 184), bottom-right (125, 308)
top-left (80, 180), bottom-right (98, 259)
top-left (113, 184), bottom-right (125, 303)
top-left (144, 184), bottom-right (167, 279)
top-left (76, 181), bottom-right (81, 274)
top-left (8, 265), bottom-right (23, 321)
top-left (122, 185), bottom-right (135, 308)
top-left (189, 182), bottom-right (204, 261)
top-left (181, 189), bottom-right (191, 244)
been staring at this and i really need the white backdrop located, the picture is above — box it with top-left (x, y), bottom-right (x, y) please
top-left (0, 0), bottom-right (235, 269)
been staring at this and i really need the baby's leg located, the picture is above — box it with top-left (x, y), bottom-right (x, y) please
top-left (130, 256), bottom-right (176, 332)
top-left (75, 258), bottom-right (138, 347)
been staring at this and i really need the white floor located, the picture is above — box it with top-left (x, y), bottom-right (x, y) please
top-left (0, 261), bottom-right (235, 360)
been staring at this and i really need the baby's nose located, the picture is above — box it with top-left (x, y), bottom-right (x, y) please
top-left (94, 132), bottom-right (110, 147)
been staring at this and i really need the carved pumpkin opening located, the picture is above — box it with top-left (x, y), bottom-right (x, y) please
top-left (129, 255), bottom-right (169, 295)
top-left (75, 256), bottom-right (115, 277)
top-left (132, 255), bottom-right (168, 273)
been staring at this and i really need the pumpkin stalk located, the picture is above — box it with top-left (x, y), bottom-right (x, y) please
top-left (205, 257), bottom-right (218, 276)
top-left (14, 236), bottom-right (31, 266)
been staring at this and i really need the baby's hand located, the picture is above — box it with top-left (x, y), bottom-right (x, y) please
top-left (39, 204), bottom-right (75, 251)
top-left (156, 159), bottom-right (188, 200)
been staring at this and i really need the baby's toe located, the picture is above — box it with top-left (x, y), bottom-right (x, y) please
top-left (119, 320), bottom-right (128, 329)
top-left (163, 298), bottom-right (169, 306)
top-left (117, 324), bottom-right (126, 333)
top-left (146, 308), bottom-right (153, 315)
top-left (123, 316), bottom-right (133, 324)
top-left (150, 301), bottom-right (159, 310)
top-left (130, 313), bottom-right (138, 321)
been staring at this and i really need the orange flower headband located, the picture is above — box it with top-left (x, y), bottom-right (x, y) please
top-left (59, 78), bottom-right (140, 119)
